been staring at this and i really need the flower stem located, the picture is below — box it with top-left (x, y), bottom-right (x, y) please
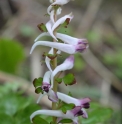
top-left (52, 6), bottom-right (58, 123)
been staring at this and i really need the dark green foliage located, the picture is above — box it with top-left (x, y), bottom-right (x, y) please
top-left (63, 73), bottom-right (76, 85)
top-left (58, 119), bottom-right (73, 123)
top-left (32, 116), bottom-right (49, 124)
top-left (0, 83), bottom-right (40, 124)
top-left (80, 103), bottom-right (113, 124)
top-left (0, 38), bottom-right (25, 74)
top-left (33, 77), bottom-right (43, 88)
top-left (59, 103), bottom-right (75, 114)
top-left (33, 77), bottom-right (43, 94)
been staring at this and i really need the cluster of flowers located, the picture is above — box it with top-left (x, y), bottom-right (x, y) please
top-left (30, 0), bottom-right (90, 124)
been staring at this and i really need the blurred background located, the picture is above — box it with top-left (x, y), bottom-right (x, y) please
top-left (0, 0), bottom-right (122, 124)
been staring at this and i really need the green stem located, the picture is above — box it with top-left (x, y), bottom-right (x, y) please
top-left (52, 6), bottom-right (58, 123)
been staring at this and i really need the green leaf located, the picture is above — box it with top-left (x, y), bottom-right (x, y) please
top-left (0, 38), bottom-right (25, 74)
top-left (50, 121), bottom-right (57, 124)
top-left (35, 87), bottom-right (43, 94)
top-left (33, 77), bottom-right (43, 88)
top-left (63, 73), bottom-right (76, 85)
top-left (60, 103), bottom-right (75, 114)
top-left (32, 115), bottom-right (49, 124)
top-left (0, 113), bottom-right (13, 124)
top-left (58, 119), bottom-right (73, 123)
top-left (37, 23), bottom-right (47, 32)
top-left (56, 78), bottom-right (62, 84)
top-left (81, 103), bottom-right (113, 124)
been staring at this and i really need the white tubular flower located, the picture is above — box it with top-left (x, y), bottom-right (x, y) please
top-left (51, 55), bottom-right (74, 88)
top-left (34, 32), bottom-right (88, 48)
top-left (57, 92), bottom-right (91, 118)
top-left (30, 40), bottom-right (88, 54)
top-left (45, 20), bottom-right (57, 41)
top-left (30, 106), bottom-right (82, 124)
top-left (57, 92), bottom-right (91, 109)
top-left (37, 71), bottom-right (58, 103)
top-left (51, 12), bottom-right (73, 34)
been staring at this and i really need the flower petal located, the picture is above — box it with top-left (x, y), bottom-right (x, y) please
top-left (48, 89), bottom-right (58, 102)
top-left (37, 92), bottom-right (47, 104)
top-left (34, 32), bottom-right (88, 50)
top-left (50, 10), bottom-right (55, 24)
top-left (57, 92), bottom-right (91, 108)
top-left (30, 109), bottom-right (79, 123)
top-left (30, 110), bottom-right (64, 123)
top-left (82, 109), bottom-right (88, 118)
top-left (46, 20), bottom-right (58, 41)
top-left (30, 41), bottom-right (76, 54)
top-left (51, 55), bottom-right (74, 88)
top-left (34, 33), bottom-right (50, 42)
top-left (52, 12), bottom-right (73, 33)
top-left (70, 106), bottom-right (82, 116)
top-left (43, 71), bottom-right (51, 85)
top-left (56, 33), bottom-right (87, 45)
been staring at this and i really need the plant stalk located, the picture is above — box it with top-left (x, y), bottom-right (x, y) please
top-left (52, 6), bottom-right (58, 123)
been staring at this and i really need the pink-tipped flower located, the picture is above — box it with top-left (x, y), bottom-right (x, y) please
top-left (57, 92), bottom-right (91, 118)
top-left (34, 32), bottom-right (89, 48)
top-left (57, 92), bottom-right (91, 109)
top-left (30, 106), bottom-right (82, 124)
top-left (51, 55), bottom-right (74, 88)
top-left (30, 40), bottom-right (87, 54)
top-left (37, 71), bottom-right (58, 103)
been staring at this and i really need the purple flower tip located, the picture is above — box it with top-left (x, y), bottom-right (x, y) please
top-left (42, 83), bottom-right (51, 93)
top-left (76, 39), bottom-right (89, 52)
top-left (83, 103), bottom-right (90, 109)
top-left (79, 98), bottom-right (91, 109)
